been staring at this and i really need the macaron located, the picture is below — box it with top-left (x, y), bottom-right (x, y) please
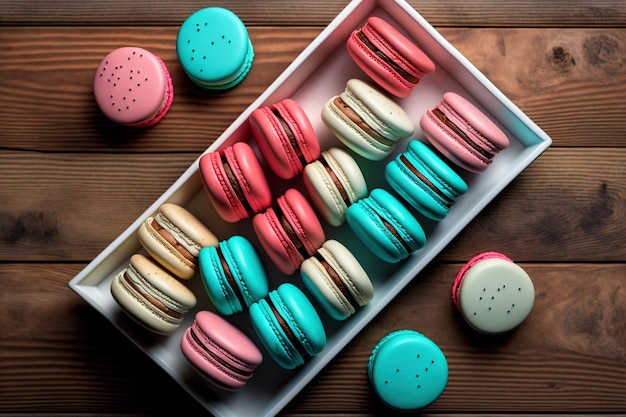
top-left (368, 330), bottom-right (448, 410)
top-left (111, 254), bottom-right (197, 335)
top-left (137, 203), bottom-right (218, 280)
top-left (452, 252), bottom-right (535, 334)
top-left (199, 141), bottom-right (272, 223)
top-left (253, 188), bottom-right (325, 275)
top-left (385, 140), bottom-right (468, 221)
top-left (180, 310), bottom-right (263, 391)
top-left (176, 7), bottom-right (254, 90)
top-left (300, 239), bottom-right (374, 321)
top-left (347, 16), bottom-right (436, 98)
top-left (346, 188), bottom-right (426, 263)
top-left (322, 78), bottom-right (414, 161)
top-left (249, 283), bottom-right (326, 370)
top-left (420, 92), bottom-right (510, 173)
top-left (199, 235), bottom-right (268, 315)
top-left (303, 147), bottom-right (368, 226)
top-left (249, 98), bottom-right (321, 179)
top-left (94, 46), bottom-right (174, 127)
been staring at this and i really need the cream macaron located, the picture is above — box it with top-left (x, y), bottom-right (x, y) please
top-left (303, 147), bottom-right (368, 226)
top-left (322, 78), bottom-right (414, 161)
top-left (300, 239), bottom-right (374, 320)
top-left (137, 203), bottom-right (218, 280)
top-left (111, 254), bottom-right (197, 335)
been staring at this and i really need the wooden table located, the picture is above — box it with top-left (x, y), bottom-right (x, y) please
top-left (1, 1), bottom-right (625, 415)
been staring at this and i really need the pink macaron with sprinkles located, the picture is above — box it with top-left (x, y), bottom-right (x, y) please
top-left (452, 252), bottom-right (535, 334)
top-left (94, 46), bottom-right (174, 127)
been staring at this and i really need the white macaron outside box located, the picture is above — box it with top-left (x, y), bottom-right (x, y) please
top-left (69, 0), bottom-right (552, 416)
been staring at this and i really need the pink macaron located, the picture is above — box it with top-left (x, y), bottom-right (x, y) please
top-left (253, 188), bottom-right (325, 275)
top-left (347, 16), bottom-right (435, 98)
top-left (420, 92), bottom-right (510, 173)
top-left (180, 310), bottom-right (263, 391)
top-left (94, 46), bottom-right (174, 127)
top-left (199, 141), bottom-right (272, 223)
top-left (452, 252), bottom-right (535, 334)
top-left (249, 98), bottom-right (321, 179)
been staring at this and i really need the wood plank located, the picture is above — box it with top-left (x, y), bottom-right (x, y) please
top-left (0, 27), bottom-right (624, 151)
top-left (1, 148), bottom-right (624, 263)
top-left (1, 0), bottom-right (625, 27)
top-left (0, 263), bottom-right (624, 413)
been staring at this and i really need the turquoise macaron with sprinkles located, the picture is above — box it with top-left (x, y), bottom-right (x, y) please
top-left (368, 330), bottom-right (448, 410)
top-left (176, 7), bottom-right (254, 90)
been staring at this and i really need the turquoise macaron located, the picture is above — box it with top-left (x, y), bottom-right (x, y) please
top-left (199, 235), bottom-right (268, 315)
top-left (249, 283), bottom-right (326, 370)
top-left (368, 330), bottom-right (448, 410)
top-left (346, 188), bottom-right (426, 263)
top-left (385, 140), bottom-right (468, 221)
top-left (176, 7), bottom-right (254, 90)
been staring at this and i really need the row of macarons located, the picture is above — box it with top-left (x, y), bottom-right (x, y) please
top-left (110, 198), bottom-right (535, 406)
top-left (91, 10), bottom-right (437, 127)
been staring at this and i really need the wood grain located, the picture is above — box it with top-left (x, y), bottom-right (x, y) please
top-left (1, 27), bottom-right (625, 151)
top-left (1, 0), bottom-right (625, 27)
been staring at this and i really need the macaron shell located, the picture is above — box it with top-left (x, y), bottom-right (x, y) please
top-left (176, 7), bottom-right (253, 89)
top-left (385, 140), bottom-right (468, 220)
top-left (452, 251), bottom-right (512, 309)
top-left (94, 47), bottom-right (172, 126)
top-left (322, 79), bottom-right (414, 161)
top-left (199, 245), bottom-right (240, 315)
top-left (368, 330), bottom-right (448, 410)
top-left (250, 98), bottom-right (320, 179)
top-left (110, 254), bottom-right (196, 335)
top-left (303, 147), bottom-right (368, 226)
top-left (250, 283), bottom-right (325, 370)
top-left (137, 218), bottom-right (195, 279)
top-left (222, 235), bottom-right (268, 307)
top-left (347, 17), bottom-right (435, 98)
top-left (420, 92), bottom-right (509, 173)
top-left (253, 189), bottom-right (325, 275)
top-left (158, 203), bottom-right (218, 252)
top-left (346, 188), bottom-right (426, 263)
top-left (300, 239), bottom-right (373, 320)
top-left (181, 310), bottom-right (262, 391)
top-left (199, 142), bottom-right (271, 222)
top-left (458, 257), bottom-right (535, 334)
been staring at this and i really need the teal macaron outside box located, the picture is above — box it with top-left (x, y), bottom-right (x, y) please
top-left (199, 235), bottom-right (268, 316)
top-left (368, 330), bottom-right (448, 410)
top-left (176, 7), bottom-right (254, 89)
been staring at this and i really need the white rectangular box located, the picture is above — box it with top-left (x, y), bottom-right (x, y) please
top-left (69, 0), bottom-right (552, 416)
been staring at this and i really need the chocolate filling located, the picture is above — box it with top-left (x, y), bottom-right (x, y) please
top-left (319, 156), bottom-right (350, 205)
top-left (432, 108), bottom-right (494, 159)
top-left (216, 245), bottom-right (245, 307)
top-left (380, 216), bottom-right (412, 254)
top-left (222, 155), bottom-right (253, 215)
top-left (400, 154), bottom-right (452, 205)
top-left (267, 297), bottom-right (309, 360)
top-left (313, 253), bottom-right (359, 310)
top-left (151, 219), bottom-right (195, 262)
top-left (273, 203), bottom-right (309, 259)
top-left (188, 325), bottom-right (253, 379)
top-left (333, 96), bottom-right (394, 146)
top-left (356, 30), bottom-right (420, 84)
top-left (273, 108), bottom-right (307, 167)
top-left (123, 272), bottom-right (182, 319)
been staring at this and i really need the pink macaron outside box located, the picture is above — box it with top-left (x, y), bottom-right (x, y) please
top-left (69, 1), bottom-right (552, 417)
